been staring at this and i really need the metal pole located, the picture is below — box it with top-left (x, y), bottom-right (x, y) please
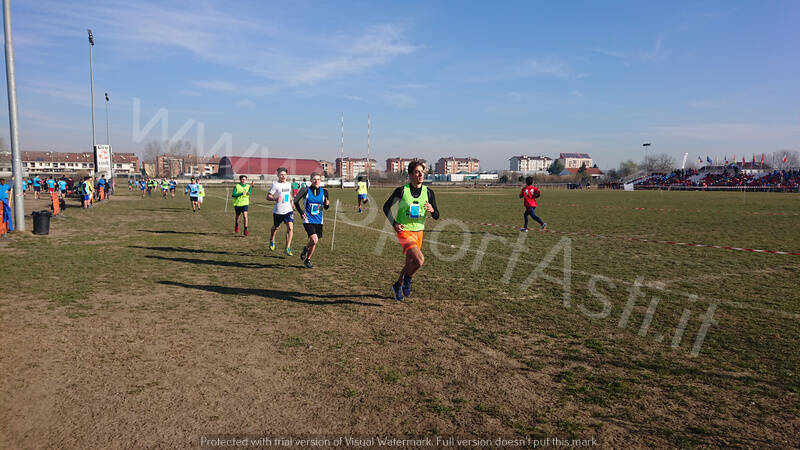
top-left (105, 93), bottom-right (109, 146)
top-left (340, 112), bottom-right (343, 188)
top-left (88, 30), bottom-right (96, 177)
top-left (105, 92), bottom-right (113, 190)
top-left (3, 0), bottom-right (24, 231)
top-left (366, 113), bottom-right (370, 181)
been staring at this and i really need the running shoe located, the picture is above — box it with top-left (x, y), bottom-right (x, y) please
top-left (520, 228), bottom-right (528, 232)
top-left (391, 281), bottom-right (404, 301)
top-left (269, 241), bottom-right (276, 251)
top-left (541, 223), bottom-right (547, 230)
top-left (285, 247), bottom-right (293, 256)
top-left (304, 258), bottom-right (313, 268)
top-left (402, 274), bottom-right (412, 297)
top-left (243, 229), bottom-right (249, 237)
top-left (300, 246), bottom-right (308, 261)
top-left (235, 224), bottom-right (239, 233)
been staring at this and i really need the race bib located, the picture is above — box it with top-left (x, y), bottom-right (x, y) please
top-left (283, 193), bottom-right (290, 203)
top-left (409, 204), bottom-right (421, 219)
top-left (310, 204), bottom-right (321, 215)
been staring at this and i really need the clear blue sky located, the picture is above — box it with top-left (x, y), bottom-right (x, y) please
top-left (0, 0), bottom-right (798, 170)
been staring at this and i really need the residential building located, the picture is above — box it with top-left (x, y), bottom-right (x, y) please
top-left (558, 152), bottom-right (593, 169)
top-left (335, 157), bottom-right (377, 179)
top-left (0, 151), bottom-right (139, 177)
top-left (435, 156), bottom-right (479, 175)
top-left (509, 155), bottom-right (553, 172)
top-left (385, 157), bottom-right (427, 173)
top-left (318, 160), bottom-right (334, 177)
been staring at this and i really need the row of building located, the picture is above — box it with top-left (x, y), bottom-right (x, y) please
top-left (1, 150), bottom-right (602, 180)
top-left (0, 151), bottom-right (140, 177)
top-left (509, 153), bottom-right (604, 178)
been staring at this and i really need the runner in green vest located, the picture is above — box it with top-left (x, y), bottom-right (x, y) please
top-left (161, 178), bottom-right (170, 199)
top-left (232, 175), bottom-right (252, 236)
top-left (356, 176), bottom-right (369, 213)
top-left (382, 161), bottom-right (440, 301)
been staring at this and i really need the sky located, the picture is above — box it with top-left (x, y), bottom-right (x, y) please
top-left (0, 0), bottom-right (798, 171)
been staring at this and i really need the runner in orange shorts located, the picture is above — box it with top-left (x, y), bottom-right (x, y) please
top-left (383, 161), bottom-right (440, 301)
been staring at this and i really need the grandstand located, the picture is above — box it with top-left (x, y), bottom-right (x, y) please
top-left (634, 167), bottom-right (800, 191)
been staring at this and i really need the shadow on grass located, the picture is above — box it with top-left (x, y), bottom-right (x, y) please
top-left (131, 245), bottom-right (250, 256)
top-left (137, 229), bottom-right (221, 236)
top-left (134, 207), bottom-right (193, 212)
top-left (159, 280), bottom-right (383, 307)
top-left (146, 254), bottom-right (285, 269)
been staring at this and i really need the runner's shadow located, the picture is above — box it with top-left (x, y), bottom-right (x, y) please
top-left (131, 245), bottom-right (250, 256)
top-left (146, 254), bottom-right (284, 269)
top-left (159, 280), bottom-right (383, 307)
top-left (134, 207), bottom-right (191, 211)
top-left (137, 229), bottom-right (221, 236)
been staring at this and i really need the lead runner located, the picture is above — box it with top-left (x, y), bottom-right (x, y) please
top-left (382, 161), bottom-right (440, 301)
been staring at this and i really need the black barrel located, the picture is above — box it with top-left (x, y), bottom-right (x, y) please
top-left (32, 210), bottom-right (51, 235)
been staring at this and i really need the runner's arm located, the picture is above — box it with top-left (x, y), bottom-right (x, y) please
top-left (382, 186), bottom-right (403, 226)
top-left (323, 189), bottom-right (330, 209)
top-left (293, 186), bottom-right (308, 213)
top-left (266, 184), bottom-right (278, 201)
top-left (427, 188), bottom-right (440, 220)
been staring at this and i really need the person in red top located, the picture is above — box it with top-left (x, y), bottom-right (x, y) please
top-left (519, 176), bottom-right (546, 232)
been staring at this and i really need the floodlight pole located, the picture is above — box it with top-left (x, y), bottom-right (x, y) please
top-left (105, 92), bottom-right (113, 186)
top-left (88, 29), bottom-right (96, 176)
top-left (3, 0), bottom-right (24, 230)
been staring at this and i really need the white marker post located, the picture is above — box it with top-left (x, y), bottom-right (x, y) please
top-left (330, 199), bottom-right (339, 251)
top-left (225, 187), bottom-right (229, 213)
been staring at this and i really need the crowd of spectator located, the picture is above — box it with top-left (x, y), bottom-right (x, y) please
top-left (634, 168), bottom-right (800, 191)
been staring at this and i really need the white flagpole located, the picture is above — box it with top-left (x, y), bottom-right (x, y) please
top-left (224, 187), bottom-right (229, 213)
top-left (330, 199), bottom-right (339, 251)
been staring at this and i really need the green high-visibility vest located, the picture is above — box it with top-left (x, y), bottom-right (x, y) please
top-left (232, 183), bottom-right (251, 207)
top-left (394, 184), bottom-right (428, 232)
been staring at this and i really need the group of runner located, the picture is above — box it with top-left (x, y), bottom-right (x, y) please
top-left (231, 168), bottom-right (328, 268)
top-left (225, 161), bottom-right (547, 301)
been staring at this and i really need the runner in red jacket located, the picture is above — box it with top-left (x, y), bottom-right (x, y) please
top-left (519, 176), bottom-right (546, 232)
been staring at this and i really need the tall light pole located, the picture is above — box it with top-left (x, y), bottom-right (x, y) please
top-left (105, 92), bottom-right (113, 185)
top-left (643, 142), bottom-right (651, 172)
top-left (3, 0), bottom-right (24, 231)
top-left (88, 29), bottom-right (96, 176)
top-left (366, 113), bottom-right (370, 181)
top-left (104, 92), bottom-right (109, 146)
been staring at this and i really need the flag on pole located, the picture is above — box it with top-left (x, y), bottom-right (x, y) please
top-left (783, 154), bottom-right (788, 163)
top-left (697, 156), bottom-right (702, 163)
top-left (752, 153), bottom-right (755, 165)
top-left (724, 155), bottom-right (728, 165)
top-left (733, 155), bottom-right (737, 164)
top-left (760, 153), bottom-right (765, 166)
top-left (707, 156), bottom-right (713, 164)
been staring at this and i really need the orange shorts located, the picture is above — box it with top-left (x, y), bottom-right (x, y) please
top-left (397, 230), bottom-right (423, 254)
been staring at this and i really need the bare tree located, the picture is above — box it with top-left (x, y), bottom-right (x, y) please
top-left (641, 153), bottom-right (676, 173)
top-left (617, 160), bottom-right (640, 179)
top-left (768, 149), bottom-right (800, 168)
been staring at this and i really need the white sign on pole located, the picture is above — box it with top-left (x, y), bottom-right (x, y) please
top-left (94, 145), bottom-right (112, 178)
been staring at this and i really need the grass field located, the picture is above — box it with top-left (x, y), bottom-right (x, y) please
top-left (1, 186), bottom-right (799, 448)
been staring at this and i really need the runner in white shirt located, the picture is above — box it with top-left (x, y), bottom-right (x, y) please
top-left (267, 167), bottom-right (295, 255)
